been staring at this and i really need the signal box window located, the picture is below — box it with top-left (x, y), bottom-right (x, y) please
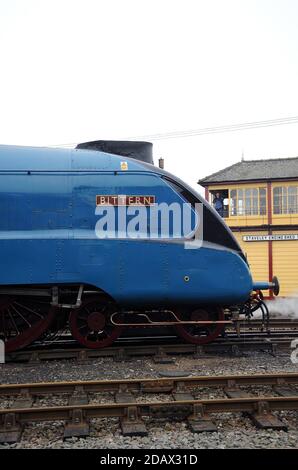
top-left (273, 186), bottom-right (298, 214)
top-left (209, 189), bottom-right (229, 217)
top-left (230, 188), bottom-right (266, 216)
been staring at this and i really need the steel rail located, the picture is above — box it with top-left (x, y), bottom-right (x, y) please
top-left (237, 319), bottom-right (298, 329)
top-left (1, 396), bottom-right (298, 422)
top-left (1, 372), bottom-right (298, 396)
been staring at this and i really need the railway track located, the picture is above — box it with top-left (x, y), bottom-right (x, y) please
top-left (1, 318), bottom-right (297, 364)
top-left (238, 318), bottom-right (298, 329)
top-left (1, 372), bottom-right (298, 442)
top-left (4, 332), bottom-right (298, 364)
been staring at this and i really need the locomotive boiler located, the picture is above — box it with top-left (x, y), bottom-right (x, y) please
top-left (0, 141), bottom-right (279, 352)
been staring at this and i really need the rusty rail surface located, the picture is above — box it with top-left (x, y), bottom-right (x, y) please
top-left (1, 372), bottom-right (298, 395)
top-left (1, 396), bottom-right (298, 418)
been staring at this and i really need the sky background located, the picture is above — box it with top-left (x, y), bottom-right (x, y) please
top-left (1, 0), bottom-right (298, 193)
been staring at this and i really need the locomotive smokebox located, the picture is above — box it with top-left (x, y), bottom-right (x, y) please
top-left (76, 140), bottom-right (154, 165)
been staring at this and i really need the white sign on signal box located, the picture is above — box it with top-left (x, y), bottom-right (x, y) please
top-left (243, 234), bottom-right (298, 242)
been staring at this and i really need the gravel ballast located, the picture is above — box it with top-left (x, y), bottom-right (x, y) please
top-left (0, 350), bottom-right (298, 449)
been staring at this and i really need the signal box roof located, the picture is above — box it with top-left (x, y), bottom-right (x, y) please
top-left (198, 156), bottom-right (298, 186)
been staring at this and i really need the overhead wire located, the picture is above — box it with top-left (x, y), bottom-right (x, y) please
top-left (46, 115), bottom-right (298, 147)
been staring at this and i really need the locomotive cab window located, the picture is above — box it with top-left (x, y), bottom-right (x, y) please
top-left (162, 177), bottom-right (200, 207)
top-left (163, 177), bottom-right (244, 256)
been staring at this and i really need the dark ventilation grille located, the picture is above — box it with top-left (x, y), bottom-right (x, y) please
top-left (76, 140), bottom-right (154, 165)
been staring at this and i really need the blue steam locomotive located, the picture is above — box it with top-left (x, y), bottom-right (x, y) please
top-left (0, 141), bottom-right (279, 351)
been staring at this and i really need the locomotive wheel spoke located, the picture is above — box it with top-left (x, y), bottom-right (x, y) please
top-left (69, 297), bottom-right (123, 349)
top-left (14, 301), bottom-right (44, 319)
top-left (10, 304), bottom-right (32, 327)
top-left (0, 297), bottom-right (56, 352)
top-left (174, 307), bottom-right (225, 345)
top-left (7, 309), bottom-right (20, 335)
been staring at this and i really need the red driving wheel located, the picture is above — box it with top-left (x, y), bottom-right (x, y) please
top-left (174, 306), bottom-right (225, 345)
top-left (0, 297), bottom-right (56, 353)
top-left (69, 297), bottom-right (123, 349)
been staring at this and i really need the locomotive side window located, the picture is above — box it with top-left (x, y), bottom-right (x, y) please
top-left (162, 178), bottom-right (199, 207)
top-left (163, 177), bottom-right (244, 255)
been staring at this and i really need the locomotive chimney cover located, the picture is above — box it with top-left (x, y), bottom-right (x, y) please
top-left (76, 140), bottom-right (154, 165)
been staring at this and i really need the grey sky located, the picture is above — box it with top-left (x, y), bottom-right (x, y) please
top-left (1, 0), bottom-right (298, 192)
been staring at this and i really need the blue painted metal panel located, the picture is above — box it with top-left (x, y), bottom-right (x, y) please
top-left (0, 144), bottom-right (254, 305)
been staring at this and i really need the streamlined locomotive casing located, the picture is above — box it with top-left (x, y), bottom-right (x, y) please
top-left (0, 144), bottom-right (253, 306)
